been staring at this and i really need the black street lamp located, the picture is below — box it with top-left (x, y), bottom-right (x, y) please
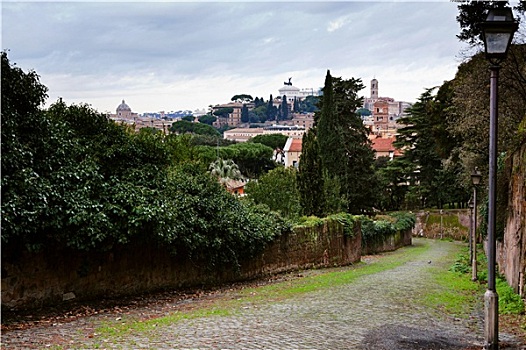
top-left (468, 197), bottom-right (474, 264)
top-left (471, 167), bottom-right (482, 282)
top-left (480, 7), bottom-right (518, 350)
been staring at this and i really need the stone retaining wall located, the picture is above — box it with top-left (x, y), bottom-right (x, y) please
top-left (413, 210), bottom-right (470, 241)
top-left (496, 143), bottom-right (526, 295)
top-left (362, 229), bottom-right (413, 255)
top-left (2, 218), bottom-right (414, 310)
top-left (2, 219), bottom-right (365, 310)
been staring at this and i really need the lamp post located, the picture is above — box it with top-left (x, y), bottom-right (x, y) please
top-left (471, 167), bottom-right (482, 282)
top-left (468, 197), bottom-right (474, 264)
top-left (480, 8), bottom-right (518, 350)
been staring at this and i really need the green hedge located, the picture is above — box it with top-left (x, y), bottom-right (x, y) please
top-left (361, 212), bottom-right (416, 248)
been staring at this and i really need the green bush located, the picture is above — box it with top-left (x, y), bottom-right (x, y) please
top-left (361, 212), bottom-right (415, 248)
top-left (1, 53), bottom-right (293, 270)
top-left (497, 277), bottom-right (525, 315)
top-left (295, 216), bottom-right (325, 228)
top-left (327, 213), bottom-right (359, 237)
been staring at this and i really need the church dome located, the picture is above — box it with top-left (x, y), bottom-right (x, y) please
top-left (117, 100), bottom-right (132, 112)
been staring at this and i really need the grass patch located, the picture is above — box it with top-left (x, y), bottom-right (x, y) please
top-left (422, 246), bottom-right (483, 317)
top-left (497, 278), bottom-right (525, 315)
top-left (91, 242), bottom-right (430, 341)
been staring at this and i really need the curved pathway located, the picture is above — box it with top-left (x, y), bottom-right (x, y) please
top-left (2, 239), bottom-right (523, 349)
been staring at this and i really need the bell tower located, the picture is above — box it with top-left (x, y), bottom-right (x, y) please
top-left (370, 78), bottom-right (378, 99)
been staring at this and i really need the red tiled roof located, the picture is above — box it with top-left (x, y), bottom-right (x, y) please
top-left (372, 137), bottom-right (395, 152)
top-left (288, 138), bottom-right (302, 152)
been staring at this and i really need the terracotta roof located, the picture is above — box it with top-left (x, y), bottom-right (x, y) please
top-left (288, 138), bottom-right (302, 152)
top-left (372, 137), bottom-right (395, 152)
top-left (225, 179), bottom-right (245, 190)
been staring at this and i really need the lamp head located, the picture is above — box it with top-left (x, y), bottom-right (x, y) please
top-left (481, 7), bottom-right (519, 64)
top-left (471, 167), bottom-right (482, 186)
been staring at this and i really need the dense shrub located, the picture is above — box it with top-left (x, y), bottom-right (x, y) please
top-left (1, 53), bottom-right (292, 270)
top-left (361, 212), bottom-right (415, 248)
top-left (245, 166), bottom-right (301, 219)
top-left (295, 213), bottom-right (359, 238)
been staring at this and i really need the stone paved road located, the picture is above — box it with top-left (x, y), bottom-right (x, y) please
top-left (2, 239), bottom-right (524, 349)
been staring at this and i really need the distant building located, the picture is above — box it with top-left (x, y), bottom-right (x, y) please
top-left (223, 128), bottom-right (264, 142)
top-left (370, 135), bottom-right (403, 160)
top-left (111, 99), bottom-right (139, 120)
top-left (212, 102), bottom-right (252, 128)
top-left (108, 100), bottom-right (170, 133)
top-left (289, 113), bottom-right (315, 131)
top-left (263, 124), bottom-right (305, 138)
top-left (223, 124), bottom-right (306, 143)
top-left (362, 78), bottom-right (412, 126)
top-left (283, 137), bottom-right (303, 168)
top-left (278, 84), bottom-right (301, 106)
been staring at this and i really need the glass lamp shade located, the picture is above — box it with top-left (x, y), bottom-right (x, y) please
top-left (481, 8), bottom-right (518, 62)
top-left (471, 167), bottom-right (482, 186)
top-left (485, 32), bottom-right (513, 55)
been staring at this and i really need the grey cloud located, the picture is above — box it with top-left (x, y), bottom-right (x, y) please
top-left (3, 1), bottom-right (464, 111)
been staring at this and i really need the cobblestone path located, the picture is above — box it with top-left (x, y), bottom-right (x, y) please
top-left (2, 239), bottom-right (524, 349)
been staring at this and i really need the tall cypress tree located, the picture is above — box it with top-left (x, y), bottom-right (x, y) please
top-left (267, 94), bottom-right (275, 121)
top-left (241, 104), bottom-right (249, 123)
top-left (281, 95), bottom-right (289, 120)
top-left (298, 128), bottom-right (325, 216)
top-left (313, 70), bottom-right (376, 214)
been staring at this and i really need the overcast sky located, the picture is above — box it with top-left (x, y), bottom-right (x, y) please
top-left (3, 1), bottom-right (471, 114)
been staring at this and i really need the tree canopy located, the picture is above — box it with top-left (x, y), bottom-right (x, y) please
top-left (248, 134), bottom-right (288, 150)
top-left (170, 120), bottom-right (220, 136)
top-left (298, 70), bottom-right (375, 215)
top-left (456, 1), bottom-right (525, 45)
top-left (1, 52), bottom-right (291, 268)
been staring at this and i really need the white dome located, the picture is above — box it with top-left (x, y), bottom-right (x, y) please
top-left (117, 99), bottom-right (131, 112)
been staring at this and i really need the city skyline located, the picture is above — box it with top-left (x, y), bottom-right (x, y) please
top-left (4, 1), bottom-right (470, 114)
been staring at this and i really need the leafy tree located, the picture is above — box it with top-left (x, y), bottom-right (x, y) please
top-left (356, 108), bottom-right (372, 117)
top-left (374, 157), bottom-right (411, 211)
top-left (315, 70), bottom-right (375, 214)
top-left (170, 120), bottom-right (220, 136)
top-left (293, 97), bottom-right (299, 112)
top-left (456, 1), bottom-right (524, 45)
top-left (251, 105), bottom-right (267, 123)
top-left (245, 166), bottom-right (301, 219)
top-left (248, 134), bottom-right (288, 150)
top-left (196, 142), bottom-right (275, 179)
top-left (189, 134), bottom-right (235, 147)
top-left (254, 97), bottom-right (265, 108)
top-left (198, 114), bottom-right (217, 125)
top-left (1, 53), bottom-right (293, 268)
top-left (393, 86), bottom-right (470, 209)
top-left (213, 107), bottom-right (234, 118)
top-left (231, 94), bottom-right (253, 103)
top-left (241, 104), bottom-right (249, 123)
top-left (182, 115), bottom-right (195, 122)
top-left (298, 95), bottom-right (319, 113)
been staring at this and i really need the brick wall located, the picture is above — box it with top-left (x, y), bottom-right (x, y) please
top-left (2, 219), bottom-right (363, 310)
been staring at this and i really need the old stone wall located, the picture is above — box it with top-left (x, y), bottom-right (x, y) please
top-left (362, 229), bottom-right (413, 255)
top-left (496, 143), bottom-right (526, 295)
top-left (413, 210), bottom-right (471, 241)
top-left (2, 219), bottom-right (363, 310)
